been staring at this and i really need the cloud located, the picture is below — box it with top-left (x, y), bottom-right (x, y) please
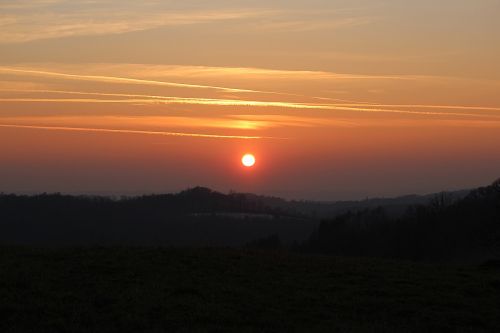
top-left (2, 97), bottom-right (498, 119)
top-left (228, 114), bottom-right (359, 128)
top-left (2, 64), bottom-right (499, 121)
top-left (0, 115), bottom-right (274, 131)
top-left (2, 85), bottom-right (500, 119)
top-left (251, 16), bottom-right (374, 33)
top-left (323, 103), bottom-right (500, 112)
top-left (0, 1), bottom-right (377, 44)
top-left (0, 67), bottom-right (259, 93)
top-left (0, 64), bottom-right (443, 101)
top-left (0, 1), bottom-right (270, 43)
top-left (114, 64), bottom-right (425, 81)
top-left (0, 124), bottom-right (276, 140)
top-left (0, 0), bottom-right (64, 10)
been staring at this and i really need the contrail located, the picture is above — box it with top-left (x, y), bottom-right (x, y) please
top-left (326, 103), bottom-right (500, 112)
top-left (0, 97), bottom-right (321, 109)
top-left (0, 67), bottom-right (262, 94)
top-left (0, 88), bottom-right (380, 107)
top-left (1, 96), bottom-right (499, 118)
top-left (16, 89), bottom-right (500, 113)
top-left (0, 124), bottom-right (282, 140)
top-left (0, 67), bottom-right (433, 100)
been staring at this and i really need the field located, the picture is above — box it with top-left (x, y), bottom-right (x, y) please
top-left (0, 247), bottom-right (499, 332)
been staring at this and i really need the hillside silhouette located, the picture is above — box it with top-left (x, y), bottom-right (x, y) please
top-left (0, 187), bottom-right (312, 246)
top-left (0, 181), bottom-right (498, 263)
top-left (0, 186), bottom-right (450, 246)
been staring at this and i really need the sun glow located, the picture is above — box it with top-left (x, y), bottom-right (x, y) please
top-left (241, 154), bottom-right (256, 167)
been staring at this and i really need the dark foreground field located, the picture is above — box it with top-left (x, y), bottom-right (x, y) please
top-left (0, 248), bottom-right (499, 332)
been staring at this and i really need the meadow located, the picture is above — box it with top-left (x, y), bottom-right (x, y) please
top-left (0, 247), bottom-right (499, 332)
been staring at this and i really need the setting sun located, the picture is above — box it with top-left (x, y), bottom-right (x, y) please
top-left (241, 154), bottom-right (256, 168)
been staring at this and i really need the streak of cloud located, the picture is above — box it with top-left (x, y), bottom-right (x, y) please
top-left (1, 96), bottom-right (499, 119)
top-left (331, 104), bottom-right (500, 112)
top-left (49, 64), bottom-right (433, 81)
top-left (5, 88), bottom-right (500, 113)
top-left (0, 67), bottom-right (259, 93)
top-left (0, 124), bottom-right (279, 140)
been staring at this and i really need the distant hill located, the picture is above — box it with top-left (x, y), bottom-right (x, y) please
top-left (0, 185), bottom-right (476, 248)
top-left (248, 189), bottom-right (470, 219)
top-left (0, 187), bottom-right (314, 246)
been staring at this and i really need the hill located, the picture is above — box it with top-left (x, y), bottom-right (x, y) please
top-left (0, 187), bottom-right (312, 246)
top-left (0, 186), bottom-right (469, 247)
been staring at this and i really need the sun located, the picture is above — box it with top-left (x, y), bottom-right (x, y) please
top-left (241, 154), bottom-right (256, 167)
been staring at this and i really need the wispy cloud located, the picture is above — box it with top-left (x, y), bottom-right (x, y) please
top-left (326, 103), bottom-right (500, 112)
top-left (1, 94), bottom-right (498, 119)
top-left (0, 0), bottom-right (65, 10)
top-left (0, 64), bottom-right (454, 104)
top-left (2, 65), bottom-right (500, 120)
top-left (0, 1), bottom-right (269, 43)
top-left (0, 67), bottom-right (259, 93)
top-left (0, 115), bottom-right (276, 131)
top-left (0, 1), bottom-right (376, 43)
top-left (228, 115), bottom-right (359, 128)
top-left (252, 16), bottom-right (374, 33)
top-left (114, 64), bottom-right (426, 81)
top-left (0, 124), bottom-right (277, 140)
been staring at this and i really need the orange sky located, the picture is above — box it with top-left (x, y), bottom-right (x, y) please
top-left (1, 0), bottom-right (499, 199)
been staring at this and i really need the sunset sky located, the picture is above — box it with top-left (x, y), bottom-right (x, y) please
top-left (1, 0), bottom-right (500, 200)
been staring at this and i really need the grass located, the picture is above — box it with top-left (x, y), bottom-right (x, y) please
top-left (0, 247), bottom-right (499, 332)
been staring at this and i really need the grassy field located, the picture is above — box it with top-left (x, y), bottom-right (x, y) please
top-left (0, 247), bottom-right (499, 332)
